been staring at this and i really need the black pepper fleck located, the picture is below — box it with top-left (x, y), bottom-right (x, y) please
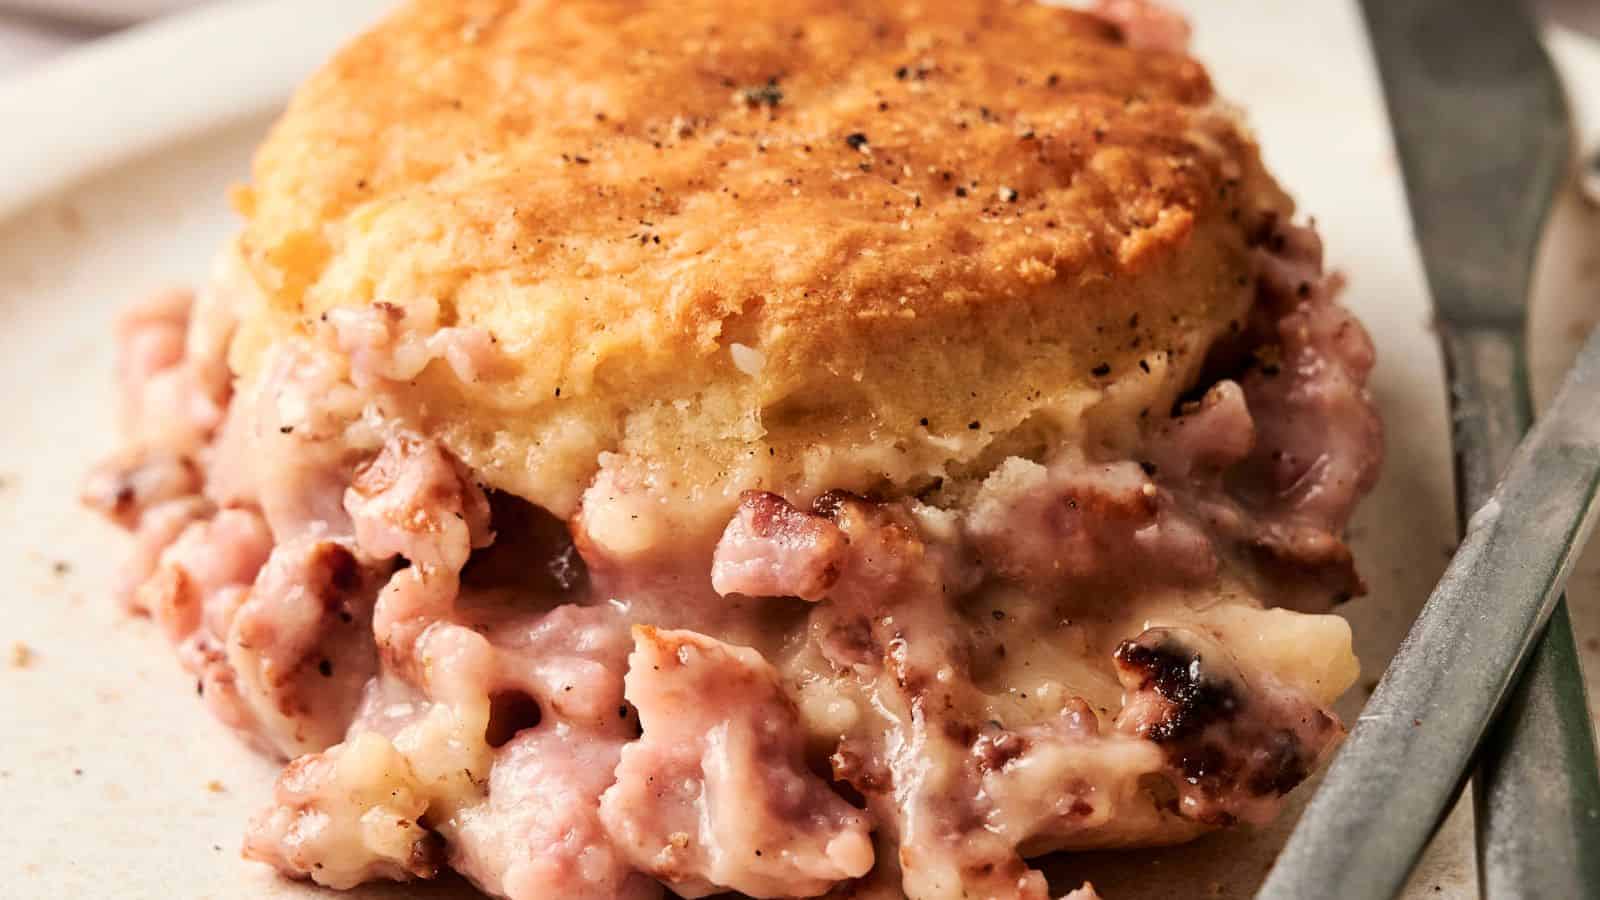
top-left (739, 79), bottom-right (784, 108)
top-left (845, 132), bottom-right (870, 152)
top-left (1091, 363), bottom-right (1111, 377)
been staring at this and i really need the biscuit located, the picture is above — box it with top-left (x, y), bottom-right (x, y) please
top-left (230, 0), bottom-right (1292, 526)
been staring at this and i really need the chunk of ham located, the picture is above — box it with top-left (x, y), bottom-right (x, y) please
top-left (143, 508), bottom-right (272, 652)
top-left (344, 434), bottom-right (493, 679)
top-left (451, 605), bottom-right (656, 899)
top-left (136, 508), bottom-right (273, 742)
top-left (1144, 380), bottom-right (1256, 485)
top-left (453, 725), bottom-right (663, 900)
top-left (1113, 626), bottom-right (1343, 826)
top-left (81, 449), bottom-right (203, 531)
top-left (483, 604), bottom-right (635, 730)
top-left (965, 455), bottom-right (1217, 588)
top-left (712, 491), bottom-right (850, 600)
top-left (345, 434), bottom-right (492, 572)
top-left (600, 627), bottom-right (874, 898)
top-left (227, 539), bottom-right (385, 759)
top-left (976, 702), bottom-right (1199, 854)
top-left (1235, 222), bottom-right (1382, 599)
top-left (112, 287), bottom-right (228, 453)
top-left (138, 508), bottom-right (389, 759)
top-left (114, 496), bottom-right (212, 612)
top-left (206, 341), bottom-right (372, 541)
top-left (1132, 220), bottom-right (1384, 609)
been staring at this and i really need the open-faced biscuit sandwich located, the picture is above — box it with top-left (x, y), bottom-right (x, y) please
top-left (83, 1), bottom-right (1383, 897)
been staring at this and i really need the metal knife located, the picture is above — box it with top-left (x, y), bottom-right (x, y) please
top-left (1259, 1), bottom-right (1600, 897)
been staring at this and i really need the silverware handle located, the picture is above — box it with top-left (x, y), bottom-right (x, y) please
top-left (1450, 327), bottom-right (1600, 900)
top-left (1478, 603), bottom-right (1600, 899)
top-left (1258, 325), bottom-right (1600, 900)
top-left (1443, 325), bottom-right (1532, 512)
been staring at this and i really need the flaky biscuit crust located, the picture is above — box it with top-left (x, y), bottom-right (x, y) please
top-left (230, 0), bottom-right (1292, 524)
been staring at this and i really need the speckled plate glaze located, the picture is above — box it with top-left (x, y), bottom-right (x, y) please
top-left (2, 3), bottom-right (1597, 898)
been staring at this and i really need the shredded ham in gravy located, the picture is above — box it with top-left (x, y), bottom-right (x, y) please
top-left (87, 214), bottom-right (1379, 900)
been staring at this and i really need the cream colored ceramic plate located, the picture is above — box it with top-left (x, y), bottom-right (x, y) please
top-left (0, 0), bottom-right (203, 26)
top-left (3, 2), bottom-right (1598, 898)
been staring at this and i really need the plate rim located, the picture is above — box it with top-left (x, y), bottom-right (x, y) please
top-left (0, 0), bottom-right (202, 27)
top-left (0, 0), bottom-right (393, 222)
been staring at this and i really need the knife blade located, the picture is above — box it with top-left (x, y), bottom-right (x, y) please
top-left (1258, 1), bottom-right (1600, 897)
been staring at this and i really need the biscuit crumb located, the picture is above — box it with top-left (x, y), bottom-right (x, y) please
top-left (9, 642), bottom-right (33, 669)
top-left (205, 780), bottom-right (226, 793)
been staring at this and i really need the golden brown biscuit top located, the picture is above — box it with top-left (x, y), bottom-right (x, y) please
top-left (230, 0), bottom-right (1293, 523)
